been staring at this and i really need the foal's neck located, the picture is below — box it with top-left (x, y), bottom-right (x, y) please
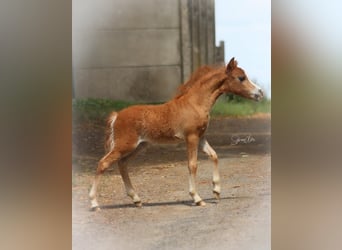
top-left (185, 70), bottom-right (226, 114)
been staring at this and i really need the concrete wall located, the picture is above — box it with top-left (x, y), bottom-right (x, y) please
top-left (73, 0), bottom-right (224, 102)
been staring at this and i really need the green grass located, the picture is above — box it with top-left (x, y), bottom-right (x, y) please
top-left (210, 97), bottom-right (271, 117)
top-left (72, 98), bottom-right (136, 122)
top-left (73, 97), bottom-right (271, 122)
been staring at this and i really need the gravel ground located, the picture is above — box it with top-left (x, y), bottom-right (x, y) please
top-left (72, 116), bottom-right (271, 250)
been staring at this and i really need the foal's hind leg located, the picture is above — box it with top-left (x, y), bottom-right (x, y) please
top-left (200, 138), bottom-right (220, 200)
top-left (89, 150), bottom-right (122, 211)
top-left (118, 142), bottom-right (147, 207)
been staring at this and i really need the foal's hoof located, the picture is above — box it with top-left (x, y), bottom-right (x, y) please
top-left (196, 200), bottom-right (206, 206)
top-left (213, 191), bottom-right (221, 200)
top-left (134, 201), bottom-right (143, 207)
top-left (90, 206), bottom-right (101, 212)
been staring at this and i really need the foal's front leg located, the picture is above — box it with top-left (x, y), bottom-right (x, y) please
top-left (200, 138), bottom-right (220, 200)
top-left (186, 134), bottom-right (206, 206)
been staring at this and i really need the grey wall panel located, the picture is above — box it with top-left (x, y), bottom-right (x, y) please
top-left (74, 66), bottom-right (181, 102)
top-left (72, 0), bottom-right (222, 102)
top-left (73, 0), bottom-right (179, 30)
top-left (74, 29), bottom-right (180, 68)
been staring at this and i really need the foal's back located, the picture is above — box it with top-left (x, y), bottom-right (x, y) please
top-left (112, 101), bottom-right (185, 144)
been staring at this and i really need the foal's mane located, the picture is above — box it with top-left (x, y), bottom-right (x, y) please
top-left (174, 66), bottom-right (210, 98)
top-left (174, 65), bottom-right (224, 99)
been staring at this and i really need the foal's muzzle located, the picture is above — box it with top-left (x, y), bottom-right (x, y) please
top-left (254, 89), bottom-right (264, 101)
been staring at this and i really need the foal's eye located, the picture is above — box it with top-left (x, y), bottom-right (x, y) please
top-left (238, 76), bottom-right (246, 82)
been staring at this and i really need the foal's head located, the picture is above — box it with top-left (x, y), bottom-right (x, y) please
top-left (221, 58), bottom-right (264, 101)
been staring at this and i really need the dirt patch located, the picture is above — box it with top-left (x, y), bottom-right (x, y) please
top-left (72, 116), bottom-right (271, 250)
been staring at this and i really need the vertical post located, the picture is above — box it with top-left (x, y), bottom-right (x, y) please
top-left (180, 0), bottom-right (224, 81)
top-left (191, 0), bottom-right (200, 72)
top-left (199, 0), bottom-right (208, 66)
top-left (179, 0), bottom-right (192, 83)
top-left (215, 40), bottom-right (225, 66)
top-left (206, 0), bottom-right (215, 65)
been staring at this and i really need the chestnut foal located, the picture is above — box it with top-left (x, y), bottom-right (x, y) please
top-left (89, 58), bottom-right (263, 210)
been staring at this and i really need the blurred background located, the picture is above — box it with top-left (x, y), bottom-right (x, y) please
top-left (72, 0), bottom-right (270, 103)
top-left (2, 0), bottom-right (342, 249)
top-left (72, 0), bottom-right (271, 120)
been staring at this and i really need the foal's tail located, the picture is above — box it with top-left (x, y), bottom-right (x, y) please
top-left (104, 111), bottom-right (118, 153)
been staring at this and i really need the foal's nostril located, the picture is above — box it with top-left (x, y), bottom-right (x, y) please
top-left (259, 89), bottom-right (264, 97)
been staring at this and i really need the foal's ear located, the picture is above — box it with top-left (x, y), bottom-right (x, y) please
top-left (226, 57), bottom-right (238, 73)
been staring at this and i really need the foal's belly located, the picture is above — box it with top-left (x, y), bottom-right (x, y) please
top-left (143, 130), bottom-right (184, 144)
top-left (147, 135), bottom-right (184, 144)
